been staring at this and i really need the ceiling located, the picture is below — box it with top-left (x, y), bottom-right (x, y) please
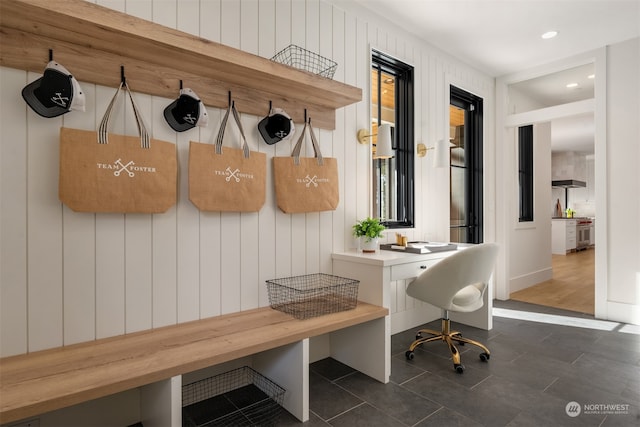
top-left (353, 0), bottom-right (639, 78)
top-left (511, 62), bottom-right (596, 153)
top-left (352, 0), bottom-right (640, 154)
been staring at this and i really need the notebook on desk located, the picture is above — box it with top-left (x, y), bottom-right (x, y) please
top-left (380, 241), bottom-right (458, 254)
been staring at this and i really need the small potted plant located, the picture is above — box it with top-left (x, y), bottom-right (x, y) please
top-left (352, 217), bottom-right (386, 253)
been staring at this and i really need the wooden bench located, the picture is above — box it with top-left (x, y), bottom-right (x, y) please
top-left (0, 302), bottom-right (388, 425)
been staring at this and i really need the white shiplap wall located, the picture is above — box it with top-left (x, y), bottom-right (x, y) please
top-left (0, 0), bottom-right (494, 357)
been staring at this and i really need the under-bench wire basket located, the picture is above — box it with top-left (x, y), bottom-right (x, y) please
top-left (182, 366), bottom-right (285, 427)
top-left (266, 273), bottom-right (359, 320)
top-left (271, 44), bottom-right (338, 79)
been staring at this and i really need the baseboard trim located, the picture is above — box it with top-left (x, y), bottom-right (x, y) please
top-left (606, 301), bottom-right (640, 326)
top-left (509, 267), bottom-right (553, 293)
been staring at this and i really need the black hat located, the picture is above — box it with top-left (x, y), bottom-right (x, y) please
top-left (22, 61), bottom-right (85, 118)
top-left (258, 108), bottom-right (295, 145)
top-left (163, 88), bottom-right (209, 132)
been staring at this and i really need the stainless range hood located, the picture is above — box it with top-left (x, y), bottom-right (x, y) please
top-left (552, 179), bottom-right (586, 188)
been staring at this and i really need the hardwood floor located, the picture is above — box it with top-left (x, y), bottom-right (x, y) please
top-left (509, 247), bottom-right (595, 315)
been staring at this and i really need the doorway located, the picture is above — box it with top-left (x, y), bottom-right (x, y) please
top-left (510, 250), bottom-right (595, 314)
top-left (496, 52), bottom-right (606, 321)
top-left (511, 121), bottom-right (596, 315)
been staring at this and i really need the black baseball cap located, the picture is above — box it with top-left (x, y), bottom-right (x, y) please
top-left (163, 88), bottom-right (208, 132)
top-left (258, 108), bottom-right (295, 145)
top-left (22, 61), bottom-right (85, 118)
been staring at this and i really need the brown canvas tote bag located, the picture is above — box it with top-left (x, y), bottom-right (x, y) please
top-left (59, 82), bottom-right (177, 213)
top-left (189, 102), bottom-right (266, 212)
top-left (273, 119), bottom-right (339, 213)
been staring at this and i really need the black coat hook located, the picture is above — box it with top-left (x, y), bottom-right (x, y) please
top-left (179, 80), bottom-right (183, 90)
top-left (49, 49), bottom-right (53, 61)
top-left (120, 66), bottom-right (126, 85)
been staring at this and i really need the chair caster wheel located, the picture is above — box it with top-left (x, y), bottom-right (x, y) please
top-left (405, 351), bottom-right (414, 360)
top-left (454, 364), bottom-right (465, 374)
top-left (415, 332), bottom-right (422, 339)
top-left (479, 352), bottom-right (490, 362)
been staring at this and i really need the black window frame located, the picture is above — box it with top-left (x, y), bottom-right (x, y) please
top-left (372, 49), bottom-right (414, 229)
top-left (450, 85), bottom-right (483, 244)
top-left (518, 125), bottom-right (534, 222)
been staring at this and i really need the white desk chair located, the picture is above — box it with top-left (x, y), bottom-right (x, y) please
top-left (405, 243), bottom-right (499, 373)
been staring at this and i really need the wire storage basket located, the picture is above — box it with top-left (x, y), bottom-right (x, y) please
top-left (271, 44), bottom-right (338, 79)
top-left (266, 273), bottom-right (359, 320)
top-left (182, 366), bottom-right (285, 427)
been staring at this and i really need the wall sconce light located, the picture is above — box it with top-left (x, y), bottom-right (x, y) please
top-left (416, 139), bottom-right (449, 167)
top-left (416, 143), bottom-right (430, 157)
top-left (357, 129), bottom-right (373, 144)
top-left (357, 124), bottom-right (394, 159)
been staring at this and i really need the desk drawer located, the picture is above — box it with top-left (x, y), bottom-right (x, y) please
top-left (391, 259), bottom-right (438, 281)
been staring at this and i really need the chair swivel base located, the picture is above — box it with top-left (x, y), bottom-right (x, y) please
top-left (404, 318), bottom-right (490, 373)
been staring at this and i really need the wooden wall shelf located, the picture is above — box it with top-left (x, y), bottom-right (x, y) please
top-left (0, 0), bottom-right (362, 130)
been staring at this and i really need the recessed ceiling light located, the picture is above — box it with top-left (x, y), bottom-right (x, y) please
top-left (541, 31), bottom-right (558, 39)
top-left (588, 74), bottom-right (595, 79)
top-left (566, 82), bottom-right (579, 88)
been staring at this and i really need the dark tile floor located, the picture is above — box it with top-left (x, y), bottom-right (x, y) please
top-left (277, 300), bottom-right (640, 427)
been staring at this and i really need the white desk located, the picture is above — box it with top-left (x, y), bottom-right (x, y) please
top-left (332, 246), bottom-right (493, 383)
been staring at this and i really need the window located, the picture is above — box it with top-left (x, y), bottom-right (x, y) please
top-left (518, 125), bottom-right (534, 222)
top-left (449, 86), bottom-right (483, 243)
top-left (371, 50), bottom-right (414, 228)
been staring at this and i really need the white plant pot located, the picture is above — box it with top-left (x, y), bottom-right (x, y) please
top-left (360, 236), bottom-right (379, 253)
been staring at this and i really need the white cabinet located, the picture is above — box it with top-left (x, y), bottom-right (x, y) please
top-left (552, 219), bottom-right (576, 255)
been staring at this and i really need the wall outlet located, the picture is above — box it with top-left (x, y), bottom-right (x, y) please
top-left (7, 419), bottom-right (39, 427)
